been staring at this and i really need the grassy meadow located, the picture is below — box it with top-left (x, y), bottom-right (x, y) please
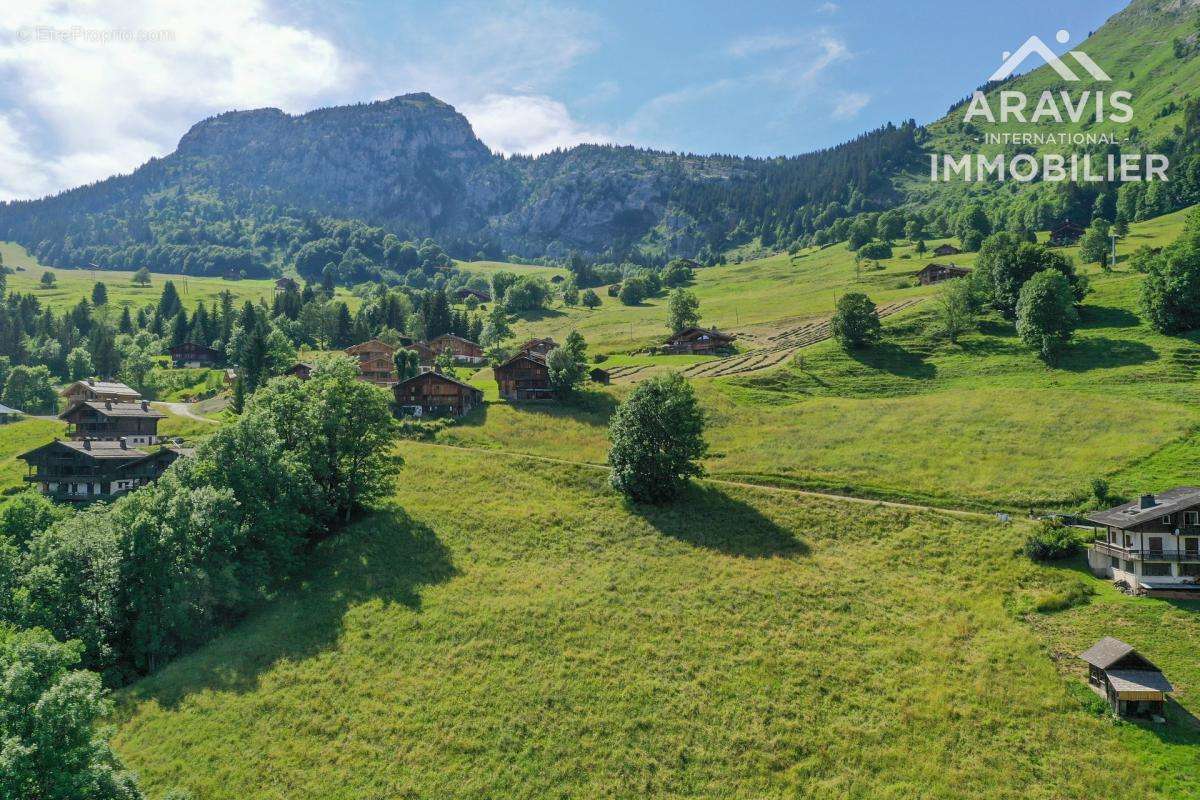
top-left (0, 416), bottom-right (66, 496)
top-left (436, 206), bottom-right (1200, 510)
top-left (109, 444), bottom-right (1200, 800)
top-left (0, 241), bottom-right (359, 313)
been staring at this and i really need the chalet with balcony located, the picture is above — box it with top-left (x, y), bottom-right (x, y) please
top-left (916, 263), bottom-right (971, 285)
top-left (1086, 488), bottom-right (1200, 597)
top-left (345, 339), bottom-right (397, 386)
top-left (274, 276), bottom-right (300, 294)
top-left (494, 351), bottom-right (554, 401)
top-left (18, 438), bottom-right (188, 502)
top-left (663, 327), bottom-right (736, 356)
top-left (393, 371), bottom-right (483, 418)
top-left (60, 400), bottom-right (164, 446)
top-left (1080, 637), bottom-right (1173, 719)
top-left (60, 379), bottom-right (141, 407)
top-left (168, 342), bottom-right (222, 368)
top-left (426, 333), bottom-right (485, 365)
top-left (454, 287), bottom-right (492, 304)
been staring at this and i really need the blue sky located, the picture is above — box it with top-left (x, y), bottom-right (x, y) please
top-left (0, 0), bottom-right (1128, 199)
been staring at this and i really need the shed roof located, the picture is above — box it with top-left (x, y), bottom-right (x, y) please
top-left (1079, 636), bottom-right (1137, 670)
top-left (1084, 487), bottom-right (1200, 528)
top-left (20, 439), bottom-right (151, 461)
top-left (0, 404), bottom-right (21, 415)
top-left (1106, 669), bottom-right (1173, 694)
top-left (497, 351), bottom-right (548, 369)
top-left (394, 371), bottom-right (483, 395)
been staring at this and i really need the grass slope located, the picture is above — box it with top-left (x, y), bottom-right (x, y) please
top-left (0, 417), bottom-right (65, 496)
top-left (111, 444), bottom-right (1198, 799)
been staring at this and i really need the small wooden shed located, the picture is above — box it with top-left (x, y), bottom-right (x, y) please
top-left (1080, 637), bottom-right (1173, 719)
top-left (589, 367), bottom-right (610, 385)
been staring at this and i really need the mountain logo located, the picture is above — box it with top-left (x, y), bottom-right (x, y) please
top-left (989, 30), bottom-right (1111, 82)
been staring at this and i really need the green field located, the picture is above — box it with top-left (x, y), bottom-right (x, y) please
top-left (0, 241), bottom-right (359, 313)
top-left (0, 416), bottom-right (66, 496)
top-left (108, 444), bottom-right (1199, 799)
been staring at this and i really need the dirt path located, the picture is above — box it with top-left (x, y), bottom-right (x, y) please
top-left (405, 440), bottom-right (995, 521)
top-left (154, 402), bottom-right (219, 424)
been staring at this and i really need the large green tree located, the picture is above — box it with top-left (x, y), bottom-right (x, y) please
top-left (666, 288), bottom-right (700, 334)
top-left (830, 293), bottom-right (881, 349)
top-left (1016, 269), bottom-right (1079, 362)
top-left (1140, 237), bottom-right (1200, 333)
top-left (608, 373), bottom-right (707, 504)
top-left (0, 627), bottom-right (144, 800)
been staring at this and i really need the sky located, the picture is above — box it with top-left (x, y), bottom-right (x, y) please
top-left (0, 0), bottom-right (1129, 201)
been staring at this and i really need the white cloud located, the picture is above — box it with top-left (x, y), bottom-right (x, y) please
top-left (832, 91), bottom-right (870, 118)
top-left (727, 33), bottom-right (811, 59)
top-left (462, 94), bottom-right (610, 155)
top-left (817, 2), bottom-right (840, 15)
top-left (0, 0), bottom-right (349, 200)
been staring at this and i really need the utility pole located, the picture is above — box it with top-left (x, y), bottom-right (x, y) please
top-left (1109, 232), bottom-right (1119, 271)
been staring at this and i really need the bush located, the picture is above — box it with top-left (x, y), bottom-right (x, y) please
top-left (831, 292), bottom-right (881, 349)
top-left (1023, 520), bottom-right (1080, 561)
top-left (1090, 477), bottom-right (1109, 505)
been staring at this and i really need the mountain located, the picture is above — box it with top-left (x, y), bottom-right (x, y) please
top-left (3, 0), bottom-right (1198, 279)
top-left (0, 93), bottom-right (920, 276)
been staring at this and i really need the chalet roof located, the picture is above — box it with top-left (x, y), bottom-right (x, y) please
top-left (520, 337), bottom-right (557, 350)
top-left (59, 380), bottom-right (141, 399)
top-left (0, 404), bottom-right (21, 415)
top-left (454, 287), bottom-right (492, 300)
top-left (1085, 487), bottom-right (1200, 529)
top-left (168, 342), bottom-right (221, 355)
top-left (933, 243), bottom-right (961, 252)
top-left (275, 276), bottom-right (299, 287)
top-left (394, 371), bottom-right (483, 395)
top-left (1106, 669), bottom-right (1173, 694)
top-left (345, 339), bottom-right (396, 356)
top-left (60, 400), bottom-right (165, 420)
top-left (918, 262), bottom-right (970, 275)
top-left (427, 333), bottom-right (481, 347)
top-left (497, 351), bottom-right (548, 369)
top-left (666, 326), bottom-right (734, 344)
top-left (20, 438), bottom-right (150, 462)
top-left (1079, 637), bottom-right (1135, 669)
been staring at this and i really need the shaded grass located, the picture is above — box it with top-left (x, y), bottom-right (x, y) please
top-left (0, 417), bottom-right (66, 497)
top-left (110, 445), bottom-right (1192, 799)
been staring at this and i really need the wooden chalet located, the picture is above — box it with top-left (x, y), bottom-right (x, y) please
top-left (589, 367), bottom-right (611, 385)
top-left (0, 403), bottom-right (21, 423)
top-left (454, 287), bottom-right (492, 304)
top-left (393, 371), bottom-right (484, 418)
top-left (286, 362), bottom-right (314, 381)
top-left (494, 351), bottom-right (554, 401)
top-left (932, 243), bottom-right (962, 257)
top-left (916, 263), bottom-right (971, 285)
top-left (274, 276), bottom-right (300, 293)
top-left (60, 399), bottom-right (164, 446)
top-left (426, 333), bottom-right (485, 365)
top-left (1086, 488), bottom-right (1200, 597)
top-left (519, 337), bottom-right (558, 356)
top-left (18, 438), bottom-right (188, 502)
top-left (168, 342), bottom-right (222, 368)
top-left (1080, 637), bottom-right (1172, 719)
top-left (663, 327), bottom-right (735, 356)
top-left (1050, 220), bottom-right (1086, 247)
top-left (60, 379), bottom-right (141, 407)
top-left (345, 339), bottom-right (397, 386)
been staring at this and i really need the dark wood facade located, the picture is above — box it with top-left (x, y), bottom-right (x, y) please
top-left (18, 439), bottom-right (187, 502)
top-left (1050, 220), bottom-right (1086, 246)
top-left (932, 244), bottom-right (961, 256)
top-left (589, 367), bottom-right (611, 384)
top-left (916, 263), bottom-right (971, 285)
top-left (494, 352), bottom-right (554, 401)
top-left (286, 362), bottom-right (314, 381)
top-left (663, 327), bottom-right (735, 356)
top-left (59, 400), bottom-right (164, 445)
top-left (393, 371), bottom-right (483, 418)
top-left (168, 342), bottom-right (222, 368)
top-left (518, 338), bottom-right (558, 356)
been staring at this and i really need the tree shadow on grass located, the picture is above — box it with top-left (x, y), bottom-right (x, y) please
top-left (504, 389), bottom-right (619, 427)
top-left (516, 307), bottom-right (567, 322)
top-left (1078, 305), bottom-right (1141, 330)
top-left (1057, 337), bottom-right (1158, 372)
top-left (628, 482), bottom-right (808, 558)
top-left (120, 507), bottom-right (457, 710)
top-left (846, 341), bottom-right (937, 380)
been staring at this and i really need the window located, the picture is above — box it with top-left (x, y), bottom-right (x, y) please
top-left (1182, 563), bottom-right (1200, 577)
top-left (1187, 538), bottom-right (1200, 555)
top-left (1143, 562), bottom-right (1173, 577)
top-left (1125, 533), bottom-right (1134, 548)
top-left (1149, 536), bottom-right (1164, 554)
top-left (1187, 512), bottom-right (1200, 526)
top-left (1162, 515), bottom-right (1173, 525)
top-left (1122, 560), bottom-right (1133, 572)
top-left (1110, 556), bottom-right (1120, 569)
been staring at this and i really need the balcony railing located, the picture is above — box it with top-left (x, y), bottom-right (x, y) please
top-left (1093, 540), bottom-right (1200, 561)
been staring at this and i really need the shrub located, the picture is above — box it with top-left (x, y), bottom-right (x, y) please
top-left (1090, 477), bottom-right (1109, 505)
top-left (1023, 520), bottom-right (1080, 561)
top-left (831, 292), bottom-right (881, 349)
